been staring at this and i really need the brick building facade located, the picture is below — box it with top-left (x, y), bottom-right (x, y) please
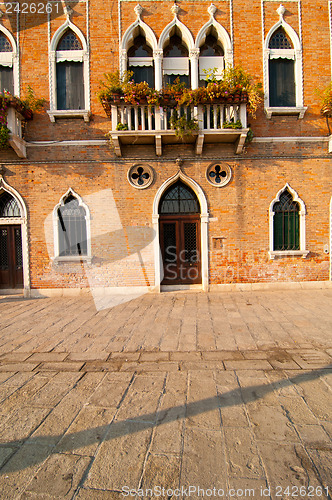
top-left (0, 0), bottom-right (331, 297)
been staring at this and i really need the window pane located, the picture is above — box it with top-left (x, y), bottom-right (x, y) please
top-left (0, 66), bottom-right (14, 95)
top-left (159, 181), bottom-right (199, 214)
top-left (269, 59), bottom-right (295, 107)
top-left (164, 74), bottom-right (189, 87)
top-left (56, 62), bottom-right (84, 110)
top-left (58, 196), bottom-right (87, 256)
top-left (57, 30), bottom-right (82, 51)
top-left (129, 65), bottom-right (154, 87)
top-left (0, 192), bottom-right (21, 217)
top-left (0, 34), bottom-right (12, 52)
top-left (273, 191), bottom-right (300, 250)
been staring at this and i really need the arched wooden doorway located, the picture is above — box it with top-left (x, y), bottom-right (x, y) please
top-left (159, 180), bottom-right (201, 285)
top-left (0, 191), bottom-right (24, 289)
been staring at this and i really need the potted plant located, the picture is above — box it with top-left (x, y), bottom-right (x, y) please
top-left (320, 81), bottom-right (332, 134)
top-left (162, 77), bottom-right (187, 106)
top-left (123, 80), bottom-right (151, 105)
top-left (223, 119), bottom-right (242, 129)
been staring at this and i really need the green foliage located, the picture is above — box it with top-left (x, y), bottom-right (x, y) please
top-left (116, 122), bottom-right (128, 130)
top-left (22, 86), bottom-right (45, 111)
top-left (319, 81), bottom-right (332, 117)
top-left (0, 124), bottom-right (10, 149)
top-left (169, 110), bottom-right (198, 139)
top-left (97, 70), bottom-right (133, 101)
top-left (223, 119), bottom-right (242, 129)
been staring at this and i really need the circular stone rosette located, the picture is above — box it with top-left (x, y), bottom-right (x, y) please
top-left (127, 164), bottom-right (154, 189)
top-left (206, 162), bottom-right (232, 187)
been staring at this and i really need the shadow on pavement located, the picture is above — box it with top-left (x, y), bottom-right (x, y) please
top-left (0, 365), bottom-right (331, 473)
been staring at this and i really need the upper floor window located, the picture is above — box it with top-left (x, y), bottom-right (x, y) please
top-left (128, 32), bottom-right (154, 87)
top-left (48, 20), bottom-right (90, 122)
top-left (268, 28), bottom-right (295, 107)
top-left (163, 29), bottom-right (190, 87)
top-left (198, 28), bottom-right (224, 86)
top-left (0, 32), bottom-right (14, 95)
top-left (56, 29), bottom-right (84, 110)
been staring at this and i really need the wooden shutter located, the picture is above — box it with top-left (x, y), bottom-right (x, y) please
top-left (0, 67), bottom-right (14, 95)
top-left (56, 61), bottom-right (84, 110)
top-left (269, 59), bottom-right (295, 107)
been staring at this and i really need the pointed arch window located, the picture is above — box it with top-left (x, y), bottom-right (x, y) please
top-left (0, 31), bottom-right (16, 95)
top-left (48, 22), bottom-right (90, 122)
top-left (268, 28), bottom-right (295, 107)
top-left (56, 29), bottom-right (84, 111)
top-left (163, 30), bottom-right (190, 87)
top-left (269, 185), bottom-right (308, 259)
top-left (54, 191), bottom-right (91, 260)
top-left (128, 32), bottom-right (154, 87)
top-left (199, 28), bottom-right (224, 86)
top-left (159, 181), bottom-right (200, 214)
top-left (0, 191), bottom-right (21, 217)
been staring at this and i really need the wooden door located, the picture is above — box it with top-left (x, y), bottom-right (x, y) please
top-left (160, 215), bottom-right (201, 284)
top-left (0, 225), bottom-right (23, 289)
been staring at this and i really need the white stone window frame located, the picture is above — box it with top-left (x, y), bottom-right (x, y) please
top-left (52, 188), bottom-right (92, 263)
top-left (195, 4), bottom-right (233, 87)
top-left (121, 5), bottom-right (158, 87)
top-left (0, 177), bottom-right (30, 296)
top-left (269, 183), bottom-right (308, 260)
top-left (0, 25), bottom-right (19, 96)
top-left (48, 20), bottom-right (90, 123)
top-left (264, 7), bottom-right (307, 119)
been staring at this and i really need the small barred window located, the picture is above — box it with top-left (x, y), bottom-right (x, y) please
top-left (269, 29), bottom-right (292, 50)
top-left (0, 34), bottom-right (12, 52)
top-left (57, 30), bottom-right (82, 51)
top-left (57, 194), bottom-right (87, 256)
top-left (273, 189), bottom-right (300, 251)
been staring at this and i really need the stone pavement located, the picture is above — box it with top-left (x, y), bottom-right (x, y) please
top-left (0, 289), bottom-right (331, 499)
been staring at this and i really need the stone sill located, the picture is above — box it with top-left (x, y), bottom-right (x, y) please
top-left (269, 250), bottom-right (309, 260)
top-left (52, 256), bottom-right (92, 264)
top-left (265, 107), bottom-right (307, 119)
top-left (47, 110), bottom-right (91, 123)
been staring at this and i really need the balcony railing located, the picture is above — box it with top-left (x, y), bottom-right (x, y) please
top-left (108, 102), bottom-right (249, 156)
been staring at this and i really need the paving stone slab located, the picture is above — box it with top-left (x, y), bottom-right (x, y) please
top-left (37, 361), bottom-right (84, 371)
top-left (82, 361), bottom-right (122, 372)
top-left (139, 352), bottom-right (170, 362)
top-left (109, 352), bottom-right (140, 361)
top-left (67, 352), bottom-right (110, 361)
top-left (28, 352), bottom-right (69, 362)
top-left (224, 426), bottom-right (265, 479)
top-left (0, 352), bottom-right (32, 362)
top-left (23, 452), bottom-right (91, 498)
top-left (201, 351), bottom-right (244, 360)
top-left (169, 351), bottom-right (202, 361)
top-left (0, 363), bottom-right (39, 372)
top-left (224, 360), bottom-right (273, 370)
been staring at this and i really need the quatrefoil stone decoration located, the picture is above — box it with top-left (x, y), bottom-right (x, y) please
top-left (127, 164), bottom-right (154, 189)
top-left (206, 163), bottom-right (232, 187)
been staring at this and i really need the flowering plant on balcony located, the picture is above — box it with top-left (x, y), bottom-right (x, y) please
top-left (320, 82), bottom-right (332, 117)
top-left (123, 80), bottom-right (151, 105)
top-left (97, 71), bottom-right (133, 103)
top-left (169, 110), bottom-right (198, 139)
top-left (0, 88), bottom-right (38, 148)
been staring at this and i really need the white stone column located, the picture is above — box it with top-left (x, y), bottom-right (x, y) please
top-left (190, 48), bottom-right (200, 89)
top-left (154, 49), bottom-right (163, 90)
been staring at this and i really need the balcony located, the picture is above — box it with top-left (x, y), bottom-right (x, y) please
top-left (108, 102), bottom-right (249, 156)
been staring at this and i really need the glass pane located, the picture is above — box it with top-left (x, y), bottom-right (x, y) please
top-left (0, 67), bottom-right (14, 95)
top-left (14, 227), bottom-right (23, 269)
top-left (163, 223), bottom-right (176, 262)
top-left (269, 29), bottom-right (292, 49)
top-left (0, 34), bottom-right (12, 52)
top-left (184, 222), bottom-right (198, 262)
top-left (0, 228), bottom-right (9, 269)
top-left (0, 192), bottom-right (21, 217)
top-left (57, 30), bottom-right (82, 51)
top-left (56, 62), bottom-right (84, 110)
top-left (159, 181), bottom-right (199, 214)
top-left (273, 191), bottom-right (300, 250)
top-left (269, 59), bottom-right (295, 107)
top-left (58, 196), bottom-right (87, 256)
top-left (129, 65), bottom-right (154, 87)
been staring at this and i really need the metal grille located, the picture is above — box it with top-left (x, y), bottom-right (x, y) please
top-left (57, 31), bottom-right (82, 51)
top-left (0, 34), bottom-right (12, 52)
top-left (0, 228), bottom-right (8, 269)
top-left (163, 223), bottom-right (176, 262)
top-left (0, 192), bottom-right (21, 217)
top-left (159, 181), bottom-right (200, 214)
top-left (273, 190), bottom-right (300, 251)
top-left (14, 227), bottom-right (23, 269)
top-left (58, 195), bottom-right (87, 256)
top-left (269, 29), bottom-right (292, 49)
top-left (184, 222), bottom-right (198, 262)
